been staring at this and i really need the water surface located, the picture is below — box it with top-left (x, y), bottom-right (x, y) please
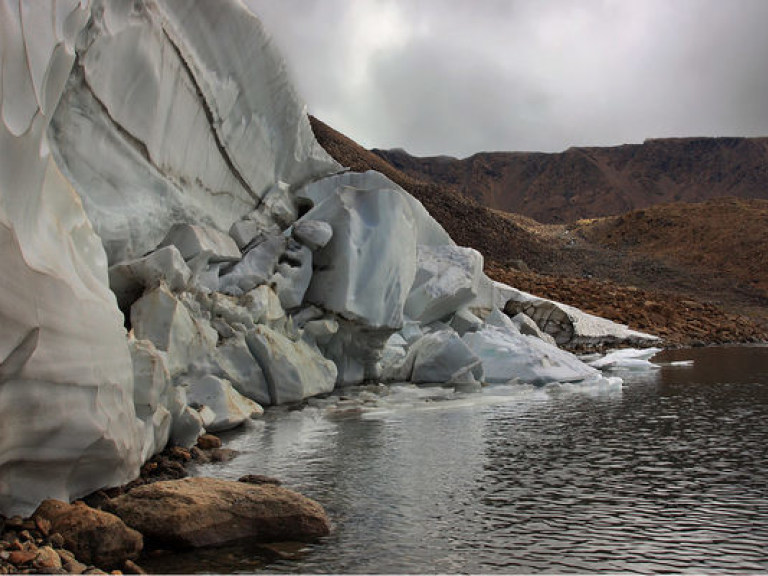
top-left (146, 346), bottom-right (768, 574)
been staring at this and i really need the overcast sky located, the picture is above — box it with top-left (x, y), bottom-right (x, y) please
top-left (245, 0), bottom-right (768, 158)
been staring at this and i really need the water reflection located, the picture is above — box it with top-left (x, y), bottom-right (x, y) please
top-left (146, 346), bottom-right (768, 574)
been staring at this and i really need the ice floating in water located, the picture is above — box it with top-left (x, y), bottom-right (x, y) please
top-left (305, 376), bottom-right (624, 421)
top-left (588, 347), bottom-right (662, 371)
top-left (662, 360), bottom-right (695, 367)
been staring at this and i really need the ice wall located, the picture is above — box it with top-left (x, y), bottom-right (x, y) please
top-left (0, 0), bottom-right (658, 516)
top-left (0, 1), bottom-right (142, 516)
top-left (48, 0), bottom-right (341, 264)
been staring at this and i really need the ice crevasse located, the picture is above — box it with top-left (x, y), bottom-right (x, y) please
top-left (0, 0), bottom-right (658, 515)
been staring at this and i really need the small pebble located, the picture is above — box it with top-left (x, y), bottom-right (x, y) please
top-left (238, 474), bottom-right (282, 486)
top-left (8, 549), bottom-right (36, 564)
top-left (122, 559), bottom-right (147, 575)
top-left (168, 446), bottom-right (191, 462)
top-left (209, 448), bottom-right (238, 463)
top-left (189, 447), bottom-right (210, 464)
top-left (48, 532), bottom-right (65, 549)
top-left (196, 434), bottom-right (222, 450)
top-left (33, 546), bottom-right (62, 569)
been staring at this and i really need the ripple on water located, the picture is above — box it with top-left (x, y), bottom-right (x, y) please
top-left (142, 346), bottom-right (768, 574)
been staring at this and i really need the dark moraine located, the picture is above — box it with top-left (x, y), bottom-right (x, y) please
top-left (143, 346), bottom-right (768, 574)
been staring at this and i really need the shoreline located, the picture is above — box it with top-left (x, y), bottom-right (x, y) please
top-left (0, 435), bottom-right (320, 575)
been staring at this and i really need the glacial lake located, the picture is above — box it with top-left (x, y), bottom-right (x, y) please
top-left (145, 346), bottom-right (768, 574)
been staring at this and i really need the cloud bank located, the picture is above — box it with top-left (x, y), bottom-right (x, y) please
top-left (247, 0), bottom-right (768, 157)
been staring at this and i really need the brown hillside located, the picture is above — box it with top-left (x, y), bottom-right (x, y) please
top-left (575, 198), bottom-right (768, 296)
top-left (374, 138), bottom-right (768, 224)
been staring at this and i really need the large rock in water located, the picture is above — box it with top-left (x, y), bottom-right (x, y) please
top-left (107, 478), bottom-right (330, 548)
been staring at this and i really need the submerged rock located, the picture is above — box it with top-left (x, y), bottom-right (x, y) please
top-left (107, 478), bottom-right (330, 548)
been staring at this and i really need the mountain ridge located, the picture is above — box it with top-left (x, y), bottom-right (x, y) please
top-left (372, 136), bottom-right (768, 223)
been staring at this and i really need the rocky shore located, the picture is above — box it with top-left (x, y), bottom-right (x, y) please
top-left (0, 436), bottom-right (328, 575)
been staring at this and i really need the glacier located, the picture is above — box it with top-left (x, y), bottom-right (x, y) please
top-left (0, 0), bottom-right (658, 515)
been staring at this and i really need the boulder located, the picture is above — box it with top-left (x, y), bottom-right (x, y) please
top-left (130, 338), bottom-right (172, 460)
top-left (302, 318), bottom-right (339, 347)
top-left (292, 220), bottom-right (333, 250)
top-left (130, 285), bottom-right (217, 377)
top-left (463, 326), bottom-right (600, 385)
top-left (408, 330), bottom-right (484, 385)
top-left (511, 312), bottom-right (557, 345)
top-left (405, 245), bottom-right (484, 325)
top-left (107, 478), bottom-right (329, 548)
top-left (32, 500), bottom-right (142, 569)
top-left (450, 308), bottom-right (484, 335)
top-left (378, 335), bottom-right (409, 382)
top-left (109, 245), bottom-right (191, 310)
top-left (242, 285), bottom-right (286, 330)
top-left (247, 325), bottom-right (337, 404)
top-left (261, 181), bottom-right (297, 227)
top-left (298, 171), bottom-right (421, 329)
top-left (213, 333), bottom-right (271, 405)
top-left (184, 374), bottom-right (263, 432)
top-left (317, 321), bottom-right (393, 385)
top-left (158, 224), bottom-right (241, 263)
top-left (484, 307), bottom-right (520, 333)
top-left (167, 387), bottom-right (205, 448)
top-left (229, 211), bottom-right (281, 250)
top-left (219, 235), bottom-right (286, 296)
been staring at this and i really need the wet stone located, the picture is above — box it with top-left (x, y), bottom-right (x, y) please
top-left (168, 447), bottom-right (191, 462)
top-left (209, 448), bottom-right (238, 463)
top-left (196, 434), bottom-right (222, 450)
top-left (189, 447), bottom-right (209, 463)
top-left (238, 475), bottom-right (282, 486)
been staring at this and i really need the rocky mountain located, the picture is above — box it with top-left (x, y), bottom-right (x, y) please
top-left (373, 138), bottom-right (768, 223)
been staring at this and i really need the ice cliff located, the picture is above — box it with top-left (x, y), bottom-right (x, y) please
top-left (0, 0), bottom-right (657, 515)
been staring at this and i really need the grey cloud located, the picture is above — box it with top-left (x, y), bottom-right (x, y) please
top-left (247, 0), bottom-right (768, 157)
